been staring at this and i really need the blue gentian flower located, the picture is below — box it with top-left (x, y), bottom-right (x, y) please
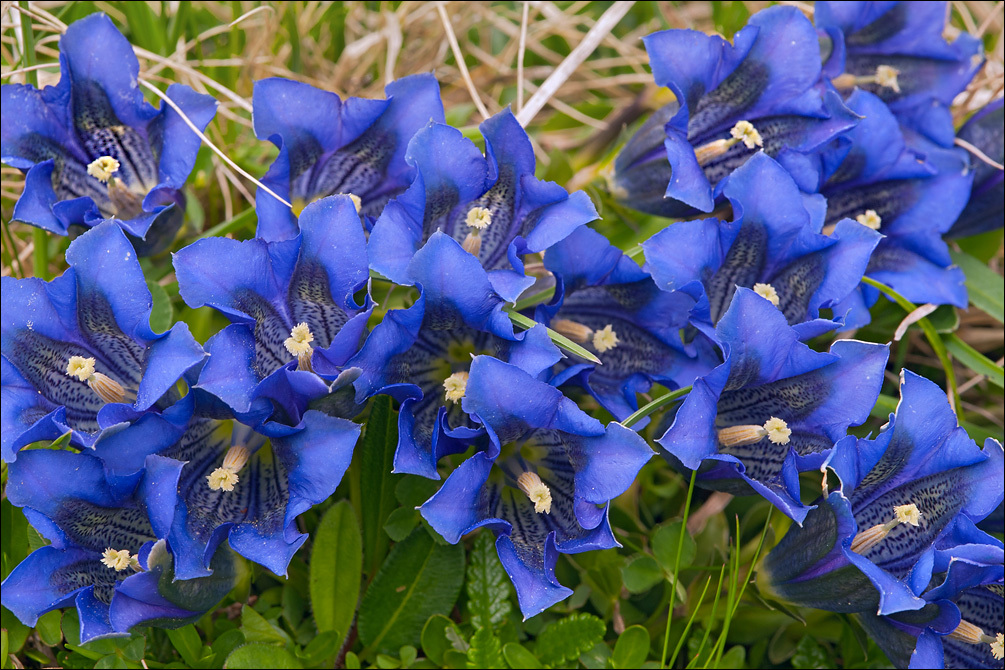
top-left (948, 97), bottom-right (1004, 239)
top-left (252, 73), bottom-right (445, 241)
top-left (1, 221), bottom-right (205, 462)
top-left (91, 396), bottom-right (361, 580)
top-left (811, 90), bottom-right (971, 317)
top-left (611, 6), bottom-right (858, 216)
top-left (642, 152), bottom-right (881, 336)
top-left (349, 232), bottom-right (562, 479)
top-left (368, 109), bottom-right (598, 302)
top-left (1, 13), bottom-right (217, 255)
top-left (758, 370), bottom-right (1004, 617)
top-left (816, 1), bottom-right (983, 119)
top-left (421, 355), bottom-right (653, 618)
top-left (857, 527), bottom-right (1004, 669)
top-left (539, 226), bottom-right (718, 423)
top-left (174, 195), bottom-right (371, 419)
top-left (0, 448), bottom-right (238, 642)
top-left (657, 288), bottom-right (889, 523)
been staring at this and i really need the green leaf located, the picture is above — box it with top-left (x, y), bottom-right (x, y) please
top-left (534, 613), bottom-right (606, 666)
top-left (502, 643), bottom-right (542, 670)
top-left (358, 527), bottom-right (465, 654)
top-left (345, 651), bottom-right (362, 669)
top-left (505, 308), bottom-right (601, 364)
top-left (146, 279), bottom-right (174, 333)
top-left (225, 643), bottom-right (304, 669)
top-left (945, 334), bottom-right (1004, 389)
top-left (166, 625), bottom-right (202, 666)
top-left (310, 500), bottom-right (362, 640)
top-left (950, 250), bottom-right (1004, 323)
top-left (652, 521), bottom-right (696, 573)
top-left (791, 636), bottom-right (833, 669)
top-left (361, 396), bottom-right (401, 575)
top-left (466, 532), bottom-right (512, 631)
top-left (716, 645), bottom-right (747, 669)
top-left (621, 555), bottom-right (664, 593)
top-left (239, 605), bottom-right (288, 646)
top-left (384, 507), bottom-right (420, 542)
top-left (467, 627), bottom-right (504, 669)
top-left (421, 614), bottom-right (459, 666)
top-left (612, 625), bottom-right (650, 669)
top-left (36, 609), bottom-right (62, 647)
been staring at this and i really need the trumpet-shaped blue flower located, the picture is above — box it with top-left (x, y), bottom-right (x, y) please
top-left (368, 109), bottom-right (598, 302)
top-left (856, 525), bottom-right (1004, 669)
top-left (816, 2), bottom-right (983, 118)
top-left (948, 98), bottom-right (1004, 239)
top-left (657, 288), bottom-right (889, 523)
top-left (1, 221), bottom-right (204, 462)
top-left (811, 90), bottom-right (971, 316)
top-left (758, 371), bottom-right (1004, 617)
top-left (643, 152), bottom-right (881, 336)
top-left (421, 355), bottom-right (653, 618)
top-left (540, 226), bottom-right (718, 422)
top-left (612, 6), bottom-right (858, 216)
top-left (91, 396), bottom-right (361, 580)
top-left (0, 448), bottom-right (237, 642)
top-left (1, 13), bottom-right (216, 255)
top-left (174, 196), bottom-right (371, 419)
top-left (252, 74), bottom-right (445, 241)
top-left (349, 232), bottom-right (561, 479)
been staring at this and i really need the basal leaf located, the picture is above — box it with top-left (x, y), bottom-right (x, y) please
top-left (310, 500), bottom-right (363, 639)
top-left (361, 396), bottom-right (401, 576)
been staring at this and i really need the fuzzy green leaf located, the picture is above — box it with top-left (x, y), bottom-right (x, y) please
top-left (466, 532), bottom-right (512, 631)
top-left (310, 500), bottom-right (362, 639)
top-left (358, 527), bottom-right (465, 653)
top-left (534, 613), bottom-right (606, 665)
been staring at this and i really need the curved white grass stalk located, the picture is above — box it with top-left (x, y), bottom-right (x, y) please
top-left (138, 78), bottom-right (291, 209)
top-left (516, 1), bottom-right (635, 127)
top-left (955, 136), bottom-right (1005, 170)
top-left (436, 1), bottom-right (491, 121)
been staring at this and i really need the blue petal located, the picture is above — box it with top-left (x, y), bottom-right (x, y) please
top-left (496, 532), bottom-right (572, 619)
top-left (151, 84), bottom-right (217, 190)
top-left (948, 97), bottom-right (1004, 239)
top-left (0, 545), bottom-right (107, 627)
top-left (420, 452), bottom-right (498, 543)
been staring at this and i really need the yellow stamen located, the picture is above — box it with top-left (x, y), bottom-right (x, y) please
top-left (856, 210), bottom-right (882, 230)
top-left (991, 632), bottom-right (1004, 660)
top-left (443, 371), bottom-right (469, 403)
top-left (832, 66), bottom-right (901, 94)
top-left (222, 445), bottom-right (251, 472)
top-left (592, 324), bottom-right (620, 353)
top-left (718, 417), bottom-right (790, 447)
top-left (465, 206), bottom-right (493, 231)
top-left (762, 417), bottom-right (791, 445)
top-left (753, 282), bottom-right (780, 307)
top-left (694, 120), bottom-right (764, 165)
top-left (730, 120), bottom-right (764, 150)
top-left (100, 548), bottom-right (134, 572)
top-left (207, 467), bottom-right (240, 492)
top-left (462, 232), bottom-right (482, 257)
top-left (284, 323), bottom-right (315, 372)
top-left (66, 355), bottom-right (96, 382)
top-left (851, 503), bottom-right (923, 554)
top-left (87, 156), bottom-right (120, 183)
top-left (340, 193), bottom-right (362, 213)
top-left (65, 356), bottom-right (128, 404)
top-left (874, 65), bottom-right (901, 93)
top-left (517, 471), bottom-right (553, 514)
top-left (551, 319), bottom-right (593, 344)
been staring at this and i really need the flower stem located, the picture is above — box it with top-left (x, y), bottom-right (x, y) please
top-left (621, 385), bottom-right (692, 429)
top-left (660, 468), bottom-right (697, 669)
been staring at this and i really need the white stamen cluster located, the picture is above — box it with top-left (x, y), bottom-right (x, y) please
top-left (875, 65), bottom-right (901, 93)
top-left (717, 417), bottom-right (791, 447)
top-left (87, 156), bottom-right (120, 183)
top-left (991, 632), bottom-right (1004, 661)
top-left (517, 471), bottom-right (553, 514)
top-left (753, 282), bottom-right (780, 307)
top-left (850, 503), bottom-right (922, 554)
top-left (730, 120), bottom-right (764, 150)
top-left (100, 548), bottom-right (137, 572)
top-left (284, 323), bottom-right (315, 372)
top-left (592, 324), bottom-right (620, 353)
top-left (465, 206), bottom-right (493, 231)
top-left (65, 355), bottom-right (128, 404)
top-left (443, 371), bottom-right (469, 403)
top-left (206, 445), bottom-right (251, 492)
top-left (856, 210), bottom-right (882, 230)
top-left (551, 319), bottom-right (594, 344)
top-left (946, 621), bottom-right (1003, 659)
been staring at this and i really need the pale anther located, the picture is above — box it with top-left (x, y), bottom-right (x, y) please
top-left (763, 417), bottom-right (791, 445)
top-left (340, 193), bottom-right (362, 214)
top-left (222, 445), bottom-right (251, 472)
top-left (87, 156), bottom-right (120, 183)
top-left (66, 355), bottom-right (128, 404)
top-left (753, 283), bottom-right (780, 307)
top-left (730, 120), bottom-right (764, 150)
top-left (517, 471), bottom-right (553, 514)
top-left (851, 503), bottom-right (924, 554)
top-left (465, 206), bottom-right (493, 231)
top-left (443, 371), bottom-right (469, 403)
top-left (207, 467), bottom-right (240, 492)
top-left (991, 632), bottom-right (1004, 660)
top-left (592, 324), bottom-right (620, 353)
top-left (284, 323), bottom-right (315, 372)
top-left (101, 547), bottom-right (133, 572)
top-left (947, 620), bottom-right (987, 644)
top-left (875, 65), bottom-right (901, 93)
top-left (66, 355), bottom-right (96, 382)
top-left (893, 503), bottom-right (922, 527)
top-left (856, 209), bottom-right (882, 230)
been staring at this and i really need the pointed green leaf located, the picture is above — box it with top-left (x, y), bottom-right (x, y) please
top-left (361, 396), bottom-right (401, 575)
top-left (950, 250), bottom-right (1004, 323)
top-left (466, 532), bottom-right (512, 631)
top-left (310, 500), bottom-right (363, 639)
top-left (358, 528), bottom-right (465, 654)
top-left (166, 625), bottom-right (202, 666)
top-left (945, 334), bottom-right (1004, 389)
top-left (225, 643), bottom-right (303, 669)
top-left (146, 279), bottom-right (174, 333)
top-left (534, 613), bottom-right (606, 666)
